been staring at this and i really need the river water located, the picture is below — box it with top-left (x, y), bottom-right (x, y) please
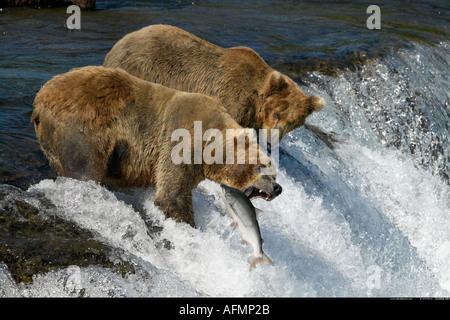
top-left (0, 1), bottom-right (449, 297)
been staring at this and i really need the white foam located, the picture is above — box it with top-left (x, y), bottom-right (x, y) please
top-left (29, 178), bottom-right (166, 269)
top-left (24, 177), bottom-right (318, 297)
top-left (336, 141), bottom-right (450, 292)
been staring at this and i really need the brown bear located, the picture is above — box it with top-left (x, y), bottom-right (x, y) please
top-left (31, 66), bottom-right (282, 228)
top-left (104, 24), bottom-right (325, 146)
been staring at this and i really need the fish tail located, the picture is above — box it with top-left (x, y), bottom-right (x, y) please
top-left (249, 253), bottom-right (274, 271)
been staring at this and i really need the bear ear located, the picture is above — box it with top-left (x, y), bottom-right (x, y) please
top-left (264, 72), bottom-right (289, 97)
top-left (308, 95), bottom-right (325, 112)
top-left (242, 128), bottom-right (258, 139)
top-left (256, 164), bottom-right (265, 173)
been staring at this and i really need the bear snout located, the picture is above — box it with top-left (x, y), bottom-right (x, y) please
top-left (272, 182), bottom-right (282, 197)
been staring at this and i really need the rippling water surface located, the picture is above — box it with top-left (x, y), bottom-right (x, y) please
top-left (0, 1), bottom-right (449, 297)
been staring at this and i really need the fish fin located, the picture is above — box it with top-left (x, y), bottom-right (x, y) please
top-left (249, 253), bottom-right (274, 271)
top-left (241, 238), bottom-right (250, 246)
top-left (255, 207), bottom-right (265, 220)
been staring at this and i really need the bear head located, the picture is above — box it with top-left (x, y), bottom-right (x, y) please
top-left (260, 71), bottom-right (325, 143)
top-left (204, 128), bottom-right (282, 202)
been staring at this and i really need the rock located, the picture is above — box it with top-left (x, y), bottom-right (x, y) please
top-left (0, 184), bottom-right (134, 283)
top-left (277, 51), bottom-right (373, 78)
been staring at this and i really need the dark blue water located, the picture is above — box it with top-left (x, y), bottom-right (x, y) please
top-left (0, 1), bottom-right (448, 188)
top-left (0, 1), bottom-right (449, 296)
top-left (0, 0), bottom-right (448, 188)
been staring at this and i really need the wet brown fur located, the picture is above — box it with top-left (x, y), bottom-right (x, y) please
top-left (32, 66), bottom-right (275, 227)
top-left (104, 24), bottom-right (325, 140)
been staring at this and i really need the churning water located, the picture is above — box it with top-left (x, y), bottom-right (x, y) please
top-left (0, 1), bottom-right (448, 297)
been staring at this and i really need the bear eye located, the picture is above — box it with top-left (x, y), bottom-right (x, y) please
top-left (273, 112), bottom-right (280, 120)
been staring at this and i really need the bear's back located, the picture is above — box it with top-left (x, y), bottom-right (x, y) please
top-left (32, 66), bottom-right (141, 129)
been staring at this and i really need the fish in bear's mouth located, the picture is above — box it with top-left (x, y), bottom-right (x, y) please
top-left (243, 186), bottom-right (274, 201)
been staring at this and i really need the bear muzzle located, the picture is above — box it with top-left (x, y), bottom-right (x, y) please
top-left (243, 181), bottom-right (282, 202)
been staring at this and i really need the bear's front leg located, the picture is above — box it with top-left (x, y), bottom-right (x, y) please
top-left (153, 149), bottom-right (199, 227)
top-left (152, 139), bottom-right (204, 227)
top-left (154, 191), bottom-right (195, 228)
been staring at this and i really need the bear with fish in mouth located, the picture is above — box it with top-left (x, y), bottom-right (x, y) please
top-left (104, 24), bottom-right (325, 145)
top-left (31, 66), bottom-right (282, 228)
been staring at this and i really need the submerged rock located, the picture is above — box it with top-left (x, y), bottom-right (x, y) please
top-left (278, 51), bottom-right (374, 78)
top-left (0, 184), bottom-right (135, 284)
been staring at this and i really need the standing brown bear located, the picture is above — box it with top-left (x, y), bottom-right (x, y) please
top-left (31, 66), bottom-right (281, 228)
top-left (104, 24), bottom-right (325, 144)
